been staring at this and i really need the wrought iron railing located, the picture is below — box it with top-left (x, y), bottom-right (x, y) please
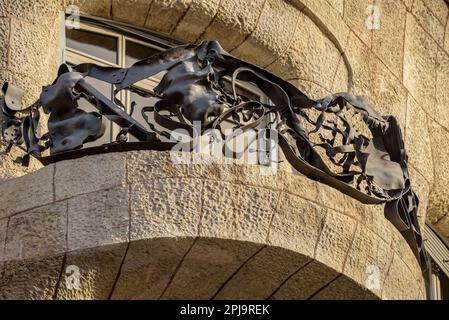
top-left (0, 40), bottom-right (426, 268)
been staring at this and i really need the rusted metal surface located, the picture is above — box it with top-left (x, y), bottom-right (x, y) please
top-left (0, 41), bottom-right (426, 268)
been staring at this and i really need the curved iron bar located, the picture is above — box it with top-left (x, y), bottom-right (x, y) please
top-left (0, 40), bottom-right (426, 268)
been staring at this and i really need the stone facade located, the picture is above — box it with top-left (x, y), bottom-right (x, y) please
top-left (1, 0), bottom-right (448, 299)
top-left (0, 151), bottom-right (425, 299)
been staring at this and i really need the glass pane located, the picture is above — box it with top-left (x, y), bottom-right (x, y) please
top-left (66, 28), bottom-right (118, 64)
top-left (125, 40), bottom-right (161, 67)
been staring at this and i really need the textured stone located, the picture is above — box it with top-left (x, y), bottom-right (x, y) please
top-left (267, 193), bottom-right (326, 257)
top-left (231, 0), bottom-right (300, 68)
top-left (382, 254), bottom-right (422, 300)
top-left (111, 0), bottom-right (152, 26)
top-left (422, 0), bottom-right (449, 26)
top-left (291, 79), bottom-right (331, 100)
top-left (435, 48), bottom-right (449, 130)
top-left (372, 0), bottom-right (407, 79)
top-left (9, 18), bottom-right (59, 96)
top-left (69, 0), bottom-right (112, 19)
top-left (131, 178), bottom-right (202, 239)
top-left (161, 238), bottom-right (263, 299)
top-left (343, 224), bottom-right (393, 297)
top-left (7, 0), bottom-right (61, 27)
top-left (55, 153), bottom-right (126, 201)
top-left (266, 11), bottom-right (342, 90)
top-left (197, 0), bottom-right (265, 51)
top-left (427, 120), bottom-right (449, 237)
top-left (347, 31), bottom-right (407, 127)
top-left (403, 13), bottom-right (438, 108)
top-left (68, 187), bottom-right (129, 251)
top-left (145, 0), bottom-right (193, 35)
top-left (412, 0), bottom-right (445, 46)
top-left (0, 255), bottom-right (63, 299)
top-left (331, 55), bottom-right (350, 92)
top-left (0, 17), bottom-right (10, 69)
top-left (0, 164), bottom-right (54, 220)
top-left (326, 0), bottom-right (344, 15)
top-left (270, 260), bottom-right (339, 299)
top-left (201, 181), bottom-right (278, 243)
top-left (315, 211), bottom-right (357, 272)
top-left (4, 202), bottom-right (67, 261)
top-left (127, 150), bottom-right (220, 183)
top-left (405, 95), bottom-right (434, 184)
top-left (312, 275), bottom-right (378, 300)
top-left (172, 0), bottom-right (220, 42)
top-left (408, 166), bottom-right (430, 229)
top-left (111, 237), bottom-right (196, 299)
top-left (56, 243), bottom-right (127, 300)
top-left (343, 0), bottom-right (374, 47)
top-left (214, 246), bottom-right (311, 299)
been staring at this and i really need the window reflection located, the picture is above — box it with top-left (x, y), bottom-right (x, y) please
top-left (66, 28), bottom-right (118, 64)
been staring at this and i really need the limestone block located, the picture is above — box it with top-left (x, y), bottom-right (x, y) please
top-left (435, 48), bottom-right (449, 130)
top-left (342, 224), bottom-right (393, 297)
top-left (389, 223), bottom-right (423, 284)
top-left (408, 166), bottom-right (430, 229)
top-left (315, 211), bottom-right (357, 272)
top-left (403, 14), bottom-right (438, 108)
top-left (326, 0), bottom-right (344, 15)
top-left (270, 260), bottom-right (339, 299)
top-left (68, 187), bottom-right (129, 251)
top-left (112, 0), bottom-right (152, 27)
top-left (4, 202), bottom-right (67, 261)
top-left (69, 0), bottom-right (112, 19)
top-left (267, 192), bottom-right (326, 257)
top-left (197, 0), bottom-right (265, 51)
top-left (131, 178), bottom-right (202, 239)
top-left (423, 0), bottom-right (448, 25)
top-left (0, 164), bottom-right (54, 220)
top-left (127, 150), bottom-right (221, 183)
top-left (266, 11), bottom-right (342, 91)
top-left (55, 153), bottom-right (126, 201)
top-left (6, 0), bottom-right (61, 27)
top-left (0, 255), bottom-right (64, 299)
top-left (160, 238), bottom-right (263, 299)
top-left (446, 16), bottom-right (449, 52)
top-left (331, 56), bottom-right (350, 92)
top-left (405, 96), bottom-right (434, 184)
top-left (372, 0), bottom-right (407, 79)
top-left (200, 181), bottom-right (278, 243)
top-left (427, 120), bottom-right (449, 237)
top-left (292, 79), bottom-right (331, 100)
top-left (0, 17), bottom-right (9, 69)
top-left (172, 0), bottom-right (220, 42)
top-left (214, 246), bottom-right (311, 300)
top-left (346, 31), bottom-right (408, 127)
top-left (231, 0), bottom-right (301, 68)
top-left (382, 254), bottom-right (422, 300)
top-left (111, 237), bottom-right (196, 299)
top-left (311, 275), bottom-right (378, 300)
top-left (412, 0), bottom-right (445, 46)
top-left (144, 0), bottom-right (193, 35)
top-left (56, 243), bottom-right (127, 300)
top-left (343, 0), bottom-right (374, 47)
top-left (279, 169), bottom-right (320, 203)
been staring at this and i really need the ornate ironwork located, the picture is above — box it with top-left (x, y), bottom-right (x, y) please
top-left (0, 40), bottom-right (426, 268)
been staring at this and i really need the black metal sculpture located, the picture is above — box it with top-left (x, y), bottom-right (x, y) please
top-left (0, 40), bottom-right (426, 268)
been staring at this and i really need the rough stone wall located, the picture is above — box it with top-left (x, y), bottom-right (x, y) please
top-left (0, 0), bottom-right (447, 298)
top-left (0, 151), bottom-right (425, 299)
top-left (63, 0), bottom-right (448, 241)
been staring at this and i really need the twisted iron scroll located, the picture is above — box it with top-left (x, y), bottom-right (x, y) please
top-left (1, 41), bottom-right (426, 268)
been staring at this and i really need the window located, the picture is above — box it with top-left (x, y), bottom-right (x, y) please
top-left (63, 17), bottom-right (276, 167)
